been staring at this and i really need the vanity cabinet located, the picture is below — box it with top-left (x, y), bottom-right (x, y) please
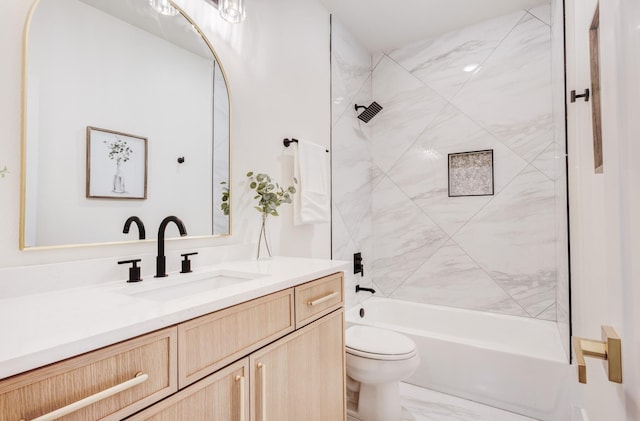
top-left (0, 327), bottom-right (177, 421)
top-left (0, 272), bottom-right (345, 421)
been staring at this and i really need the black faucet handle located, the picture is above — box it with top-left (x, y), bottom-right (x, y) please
top-left (118, 259), bottom-right (143, 283)
top-left (354, 252), bottom-right (364, 276)
top-left (180, 252), bottom-right (198, 274)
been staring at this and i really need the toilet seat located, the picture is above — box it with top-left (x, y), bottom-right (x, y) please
top-left (346, 326), bottom-right (417, 361)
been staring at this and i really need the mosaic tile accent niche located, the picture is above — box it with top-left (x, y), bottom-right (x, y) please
top-left (448, 150), bottom-right (494, 197)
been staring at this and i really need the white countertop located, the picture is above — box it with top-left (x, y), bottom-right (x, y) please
top-left (0, 257), bottom-right (349, 380)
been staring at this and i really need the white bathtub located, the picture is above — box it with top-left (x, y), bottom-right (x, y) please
top-left (345, 298), bottom-right (573, 421)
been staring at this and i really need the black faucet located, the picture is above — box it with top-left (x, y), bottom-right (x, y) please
top-left (355, 285), bottom-right (376, 294)
top-left (155, 216), bottom-right (188, 278)
top-left (123, 216), bottom-right (146, 240)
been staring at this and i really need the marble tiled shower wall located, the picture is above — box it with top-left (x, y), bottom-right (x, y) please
top-left (331, 5), bottom-right (569, 323)
top-left (331, 17), bottom-right (375, 308)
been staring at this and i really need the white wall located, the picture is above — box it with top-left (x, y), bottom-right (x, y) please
top-left (0, 0), bottom-right (331, 293)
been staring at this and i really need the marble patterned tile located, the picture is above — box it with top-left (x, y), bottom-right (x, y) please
top-left (371, 163), bottom-right (385, 188)
top-left (528, 4), bottom-right (552, 26)
top-left (332, 81), bottom-right (373, 242)
top-left (400, 383), bottom-right (537, 421)
top-left (493, 273), bottom-right (556, 317)
top-left (372, 177), bottom-right (448, 295)
top-left (372, 52), bottom-right (384, 69)
top-left (386, 105), bottom-right (528, 236)
top-left (536, 303), bottom-right (557, 321)
top-left (331, 17), bottom-right (372, 126)
top-left (391, 240), bottom-right (529, 317)
top-left (388, 11), bottom-right (524, 101)
top-left (332, 201), bottom-right (373, 308)
top-left (371, 56), bottom-right (448, 174)
top-left (453, 166), bottom-right (556, 316)
top-left (451, 13), bottom-right (553, 163)
top-left (531, 141), bottom-right (557, 180)
top-left (332, 202), bottom-right (357, 262)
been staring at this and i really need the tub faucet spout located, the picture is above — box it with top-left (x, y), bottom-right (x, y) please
top-left (355, 285), bottom-right (376, 294)
top-left (155, 216), bottom-right (187, 278)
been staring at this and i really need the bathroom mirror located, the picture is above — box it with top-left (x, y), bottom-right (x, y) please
top-left (20, 0), bottom-right (230, 249)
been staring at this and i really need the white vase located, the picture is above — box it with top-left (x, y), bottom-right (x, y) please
top-left (112, 162), bottom-right (125, 193)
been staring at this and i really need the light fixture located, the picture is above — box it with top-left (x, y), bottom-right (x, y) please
top-left (149, 0), bottom-right (179, 17)
top-left (219, 0), bottom-right (246, 23)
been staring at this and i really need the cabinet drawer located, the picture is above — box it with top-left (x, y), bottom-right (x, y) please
top-left (294, 272), bottom-right (343, 328)
top-left (0, 327), bottom-right (177, 421)
top-left (178, 288), bottom-right (294, 388)
top-left (126, 358), bottom-right (249, 421)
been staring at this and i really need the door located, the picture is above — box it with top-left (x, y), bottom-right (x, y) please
top-left (565, 0), bottom-right (640, 419)
top-left (126, 358), bottom-right (249, 421)
top-left (249, 310), bottom-right (345, 421)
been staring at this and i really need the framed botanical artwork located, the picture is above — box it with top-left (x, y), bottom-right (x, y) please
top-left (86, 126), bottom-right (147, 199)
top-left (448, 149), bottom-right (494, 197)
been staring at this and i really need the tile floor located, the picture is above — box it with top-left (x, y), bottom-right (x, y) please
top-left (399, 383), bottom-right (538, 421)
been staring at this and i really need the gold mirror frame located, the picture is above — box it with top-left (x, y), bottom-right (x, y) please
top-left (19, 0), bottom-right (232, 250)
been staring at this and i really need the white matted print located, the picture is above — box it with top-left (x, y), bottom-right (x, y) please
top-left (86, 126), bottom-right (147, 199)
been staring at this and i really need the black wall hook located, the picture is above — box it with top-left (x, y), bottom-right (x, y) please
top-left (571, 89), bottom-right (590, 103)
top-left (177, 157), bottom-right (185, 164)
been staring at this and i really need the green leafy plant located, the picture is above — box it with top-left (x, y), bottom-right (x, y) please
top-left (246, 171), bottom-right (296, 216)
top-left (220, 181), bottom-right (229, 216)
top-left (104, 136), bottom-right (132, 165)
top-left (247, 171), bottom-right (297, 259)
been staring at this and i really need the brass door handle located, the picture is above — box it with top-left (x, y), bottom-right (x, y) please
top-left (572, 325), bottom-right (622, 384)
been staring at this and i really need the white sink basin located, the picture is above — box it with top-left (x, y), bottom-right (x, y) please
top-left (124, 270), bottom-right (265, 301)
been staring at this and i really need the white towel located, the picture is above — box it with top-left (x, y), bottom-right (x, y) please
top-left (293, 139), bottom-right (330, 225)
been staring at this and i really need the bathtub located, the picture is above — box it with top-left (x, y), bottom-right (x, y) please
top-left (345, 298), bottom-right (573, 421)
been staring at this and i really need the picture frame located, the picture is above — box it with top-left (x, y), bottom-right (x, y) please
top-left (86, 126), bottom-right (148, 199)
top-left (448, 149), bottom-right (494, 197)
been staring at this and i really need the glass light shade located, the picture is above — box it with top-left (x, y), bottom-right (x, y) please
top-left (219, 0), bottom-right (246, 23)
top-left (149, 0), bottom-right (179, 16)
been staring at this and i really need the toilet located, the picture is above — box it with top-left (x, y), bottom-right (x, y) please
top-left (345, 325), bottom-right (420, 421)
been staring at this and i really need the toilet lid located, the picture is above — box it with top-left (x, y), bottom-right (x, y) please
top-left (345, 326), bottom-right (417, 360)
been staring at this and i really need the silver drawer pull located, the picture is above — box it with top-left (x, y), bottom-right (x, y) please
top-left (21, 372), bottom-right (148, 421)
top-left (307, 291), bottom-right (339, 306)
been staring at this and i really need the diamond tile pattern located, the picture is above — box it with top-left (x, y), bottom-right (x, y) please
top-left (332, 9), bottom-right (567, 321)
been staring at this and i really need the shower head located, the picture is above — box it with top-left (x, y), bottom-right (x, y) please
top-left (355, 102), bottom-right (383, 123)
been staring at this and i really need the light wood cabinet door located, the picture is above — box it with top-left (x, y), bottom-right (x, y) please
top-left (178, 288), bottom-right (294, 388)
top-left (126, 358), bottom-right (249, 421)
top-left (250, 309), bottom-right (345, 421)
top-left (0, 327), bottom-right (177, 421)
